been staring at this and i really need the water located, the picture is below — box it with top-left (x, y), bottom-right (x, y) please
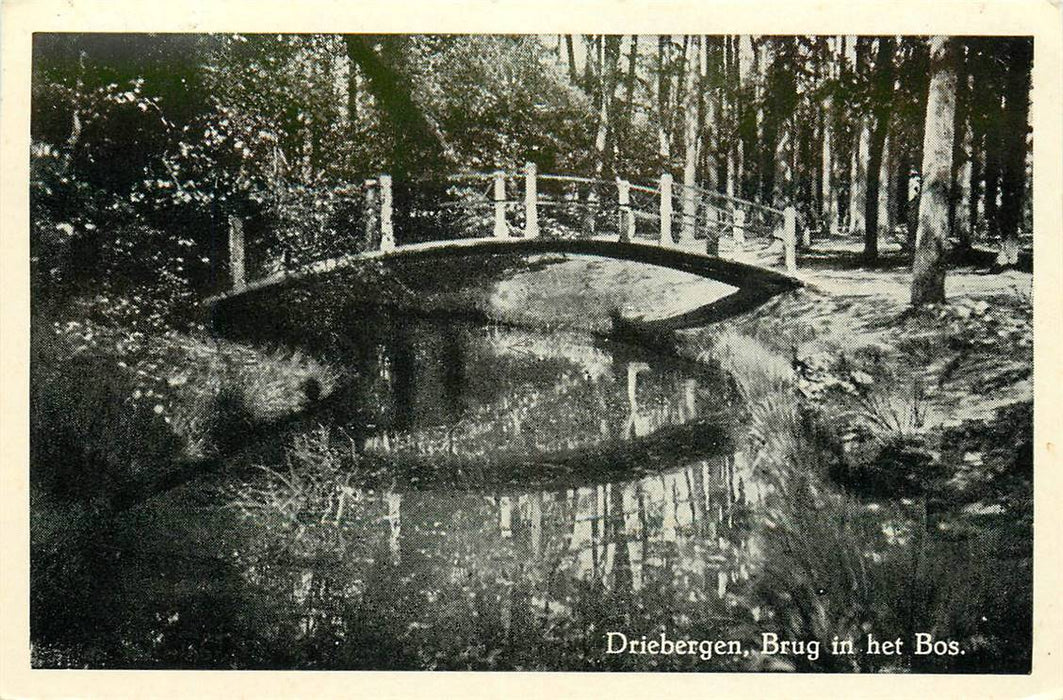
top-left (222, 316), bottom-right (764, 670)
top-left (32, 256), bottom-right (1032, 672)
top-left (324, 318), bottom-right (738, 475)
top-left (34, 311), bottom-right (768, 670)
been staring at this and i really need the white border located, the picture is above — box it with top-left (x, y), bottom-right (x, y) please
top-left (2, 2), bottom-right (1060, 698)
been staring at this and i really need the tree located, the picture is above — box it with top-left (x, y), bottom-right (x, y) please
top-left (616, 35), bottom-right (640, 170)
top-left (818, 37), bottom-right (840, 236)
top-left (592, 35), bottom-right (622, 180)
top-left (766, 37), bottom-right (799, 207)
top-left (911, 36), bottom-right (958, 306)
top-left (563, 35), bottom-right (579, 84)
top-left (736, 36), bottom-right (759, 200)
top-left (863, 37), bottom-right (896, 262)
top-left (848, 38), bottom-right (872, 239)
top-left (342, 35), bottom-right (450, 178)
top-left (680, 36), bottom-right (704, 242)
top-left (656, 36), bottom-right (674, 167)
top-left (996, 37), bottom-right (1033, 267)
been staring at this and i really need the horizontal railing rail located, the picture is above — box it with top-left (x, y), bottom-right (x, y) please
top-left (221, 163), bottom-right (801, 293)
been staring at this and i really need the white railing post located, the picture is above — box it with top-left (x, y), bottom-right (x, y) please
top-left (524, 162), bottom-right (539, 238)
top-left (363, 178), bottom-right (378, 250)
top-left (379, 174), bottom-right (394, 252)
top-left (617, 178), bottom-right (633, 243)
top-left (681, 183), bottom-right (696, 245)
top-left (784, 205), bottom-right (798, 272)
top-left (732, 206), bottom-right (746, 245)
top-left (494, 170), bottom-right (507, 238)
top-left (228, 214), bottom-right (245, 290)
top-left (704, 207), bottom-right (719, 256)
top-left (659, 172), bottom-right (673, 247)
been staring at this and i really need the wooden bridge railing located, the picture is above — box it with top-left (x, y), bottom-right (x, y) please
top-left (226, 164), bottom-right (799, 292)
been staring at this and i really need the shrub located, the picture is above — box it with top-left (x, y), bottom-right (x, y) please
top-left (204, 383), bottom-right (257, 454)
top-left (31, 322), bottom-right (182, 505)
top-left (830, 434), bottom-right (946, 499)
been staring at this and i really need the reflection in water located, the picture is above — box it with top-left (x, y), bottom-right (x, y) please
top-left (235, 451), bottom-right (760, 664)
top-left (345, 320), bottom-right (727, 461)
top-left (31, 314), bottom-right (777, 670)
top-left (222, 317), bottom-right (767, 668)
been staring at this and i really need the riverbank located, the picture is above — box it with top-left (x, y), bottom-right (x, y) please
top-left (684, 261), bottom-right (1032, 422)
top-left (678, 258), bottom-right (1032, 672)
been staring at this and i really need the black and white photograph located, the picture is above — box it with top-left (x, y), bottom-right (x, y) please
top-left (3, 1), bottom-right (1062, 695)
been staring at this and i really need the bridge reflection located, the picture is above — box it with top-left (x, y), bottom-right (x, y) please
top-left (233, 316), bottom-right (763, 646)
top-left (347, 321), bottom-right (720, 460)
top-left (240, 448), bottom-right (761, 645)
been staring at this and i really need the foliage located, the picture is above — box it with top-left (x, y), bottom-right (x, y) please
top-left (30, 318), bottom-right (183, 506)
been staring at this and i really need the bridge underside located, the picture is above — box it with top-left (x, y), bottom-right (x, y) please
top-left (205, 236), bottom-right (802, 334)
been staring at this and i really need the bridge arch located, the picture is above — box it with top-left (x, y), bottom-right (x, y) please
top-left (205, 167), bottom-right (802, 332)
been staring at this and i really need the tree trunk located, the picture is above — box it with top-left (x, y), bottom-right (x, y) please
top-left (758, 39), bottom-right (778, 203)
top-left (850, 117), bottom-right (870, 236)
top-left (681, 36), bottom-right (704, 243)
top-left (343, 35), bottom-right (449, 177)
top-left (704, 37), bottom-right (723, 192)
top-left (954, 116), bottom-right (974, 251)
top-left (737, 36), bottom-right (757, 199)
top-left (864, 37), bottom-right (896, 262)
top-left (725, 35), bottom-right (740, 199)
top-left (588, 35), bottom-right (602, 93)
top-left (878, 132), bottom-right (895, 236)
top-left (624, 35), bottom-right (638, 113)
top-left (774, 40), bottom-right (799, 208)
top-left (983, 147), bottom-right (1001, 240)
top-left (949, 44), bottom-right (971, 251)
top-left (911, 36), bottom-right (958, 306)
top-left (979, 45), bottom-right (1004, 243)
top-left (833, 37), bottom-right (849, 232)
top-left (968, 129), bottom-right (983, 246)
top-left (592, 35), bottom-right (620, 180)
top-left (564, 35), bottom-right (579, 84)
top-left (614, 35), bottom-right (639, 168)
top-left (657, 36), bottom-right (672, 167)
top-left (996, 37), bottom-right (1032, 267)
top-left (587, 35), bottom-right (620, 235)
top-left (775, 123), bottom-right (794, 207)
top-left (821, 91), bottom-right (836, 235)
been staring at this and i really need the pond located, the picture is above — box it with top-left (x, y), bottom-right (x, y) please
top-left (212, 314), bottom-right (766, 670)
top-left (33, 263), bottom-right (772, 670)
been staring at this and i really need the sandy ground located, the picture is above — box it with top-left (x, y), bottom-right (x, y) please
top-left (680, 250), bottom-right (1033, 427)
top-left (487, 253), bottom-right (737, 332)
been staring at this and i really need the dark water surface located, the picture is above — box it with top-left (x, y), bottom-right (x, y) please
top-left (35, 312), bottom-right (770, 670)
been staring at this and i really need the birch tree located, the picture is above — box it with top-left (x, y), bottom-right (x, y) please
top-left (911, 36), bottom-right (958, 306)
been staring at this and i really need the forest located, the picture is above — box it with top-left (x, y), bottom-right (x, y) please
top-left (29, 34), bottom-right (1034, 672)
top-left (32, 34), bottom-right (1033, 311)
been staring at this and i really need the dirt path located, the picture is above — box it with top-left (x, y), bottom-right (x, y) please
top-left (682, 257), bottom-right (1033, 428)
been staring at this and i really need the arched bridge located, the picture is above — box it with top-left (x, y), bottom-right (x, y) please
top-left (205, 165), bottom-right (803, 329)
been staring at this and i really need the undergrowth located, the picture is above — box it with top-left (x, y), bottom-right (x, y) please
top-left (697, 326), bottom-right (1032, 672)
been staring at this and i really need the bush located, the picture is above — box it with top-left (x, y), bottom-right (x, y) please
top-left (31, 323), bottom-right (183, 506)
top-left (204, 383), bottom-right (257, 454)
top-left (830, 434), bottom-right (946, 499)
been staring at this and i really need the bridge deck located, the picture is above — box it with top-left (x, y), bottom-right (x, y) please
top-left (204, 235), bottom-right (802, 332)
